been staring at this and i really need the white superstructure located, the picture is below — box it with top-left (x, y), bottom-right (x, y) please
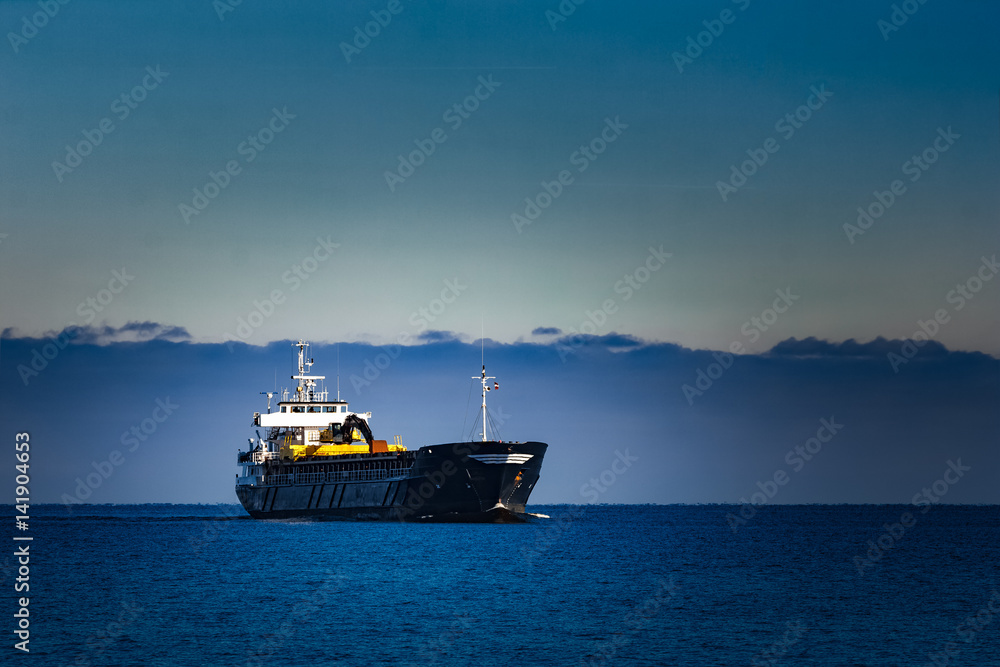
top-left (239, 340), bottom-right (375, 480)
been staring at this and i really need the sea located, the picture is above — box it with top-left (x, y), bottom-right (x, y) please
top-left (7, 504), bottom-right (1000, 666)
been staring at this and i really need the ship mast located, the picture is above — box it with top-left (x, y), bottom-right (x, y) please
top-left (473, 364), bottom-right (496, 442)
top-left (291, 340), bottom-right (326, 402)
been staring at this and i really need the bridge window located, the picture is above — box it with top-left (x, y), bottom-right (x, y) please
top-left (291, 406), bottom-right (304, 413)
top-left (323, 407), bottom-right (336, 413)
top-left (280, 406), bottom-right (286, 413)
top-left (341, 406), bottom-right (347, 412)
top-left (307, 407), bottom-right (320, 413)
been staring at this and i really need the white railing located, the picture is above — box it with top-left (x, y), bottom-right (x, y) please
top-left (259, 468), bottom-right (394, 486)
top-left (238, 450), bottom-right (281, 464)
top-left (262, 474), bottom-right (294, 486)
top-left (280, 389), bottom-right (329, 402)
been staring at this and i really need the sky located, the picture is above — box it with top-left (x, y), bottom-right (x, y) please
top-left (0, 1), bottom-right (998, 504)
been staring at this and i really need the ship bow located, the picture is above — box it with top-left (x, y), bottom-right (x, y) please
top-left (400, 440), bottom-right (547, 522)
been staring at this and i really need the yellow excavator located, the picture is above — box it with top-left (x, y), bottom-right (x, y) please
top-left (281, 414), bottom-right (405, 460)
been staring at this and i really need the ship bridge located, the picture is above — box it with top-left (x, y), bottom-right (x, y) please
top-left (253, 340), bottom-right (371, 428)
top-left (256, 401), bottom-right (367, 428)
top-left (246, 341), bottom-right (380, 464)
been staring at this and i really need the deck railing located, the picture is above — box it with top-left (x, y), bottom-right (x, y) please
top-left (238, 450), bottom-right (284, 464)
top-left (258, 468), bottom-right (395, 486)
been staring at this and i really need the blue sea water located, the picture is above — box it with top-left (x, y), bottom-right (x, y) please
top-left (7, 504), bottom-right (1000, 666)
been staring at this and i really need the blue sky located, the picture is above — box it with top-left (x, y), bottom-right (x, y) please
top-left (1, 2), bottom-right (998, 504)
top-left (1, 0), bottom-right (997, 352)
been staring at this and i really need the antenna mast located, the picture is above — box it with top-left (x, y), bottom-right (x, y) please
top-left (473, 364), bottom-right (496, 442)
top-left (471, 321), bottom-right (497, 441)
top-left (291, 340), bottom-right (326, 402)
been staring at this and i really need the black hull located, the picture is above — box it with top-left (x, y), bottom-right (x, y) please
top-left (235, 441), bottom-right (546, 523)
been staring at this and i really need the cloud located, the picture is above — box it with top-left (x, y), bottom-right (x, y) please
top-left (532, 326), bottom-right (562, 336)
top-left (2, 321), bottom-right (193, 346)
top-left (416, 329), bottom-right (462, 343)
top-left (767, 336), bottom-right (994, 361)
top-left (1, 328), bottom-right (997, 504)
top-left (554, 331), bottom-right (650, 351)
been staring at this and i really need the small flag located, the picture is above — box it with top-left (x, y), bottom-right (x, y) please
top-left (494, 382), bottom-right (499, 390)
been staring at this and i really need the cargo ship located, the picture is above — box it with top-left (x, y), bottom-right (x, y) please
top-left (235, 341), bottom-right (547, 522)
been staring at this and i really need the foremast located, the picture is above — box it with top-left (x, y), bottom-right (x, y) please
top-left (473, 365), bottom-right (497, 442)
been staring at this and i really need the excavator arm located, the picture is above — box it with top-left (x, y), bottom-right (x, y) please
top-left (342, 414), bottom-right (374, 446)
